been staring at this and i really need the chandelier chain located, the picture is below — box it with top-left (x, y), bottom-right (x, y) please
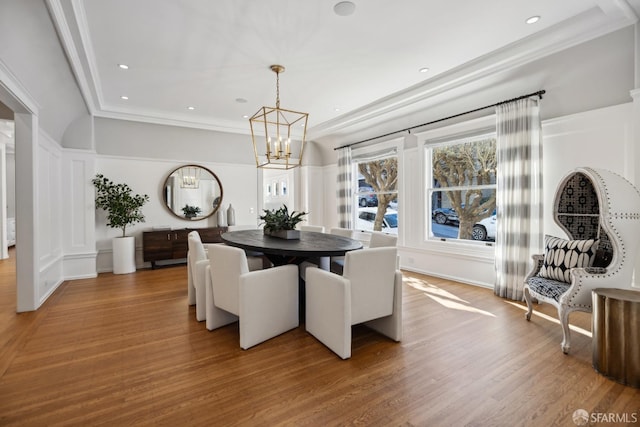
top-left (275, 70), bottom-right (280, 109)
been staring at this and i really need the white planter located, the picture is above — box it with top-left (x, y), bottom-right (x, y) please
top-left (112, 236), bottom-right (136, 274)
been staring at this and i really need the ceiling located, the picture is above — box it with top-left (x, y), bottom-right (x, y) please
top-left (50, 0), bottom-right (638, 145)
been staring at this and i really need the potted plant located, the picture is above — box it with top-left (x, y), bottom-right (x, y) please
top-left (182, 204), bottom-right (201, 219)
top-left (260, 205), bottom-right (307, 239)
top-left (92, 174), bottom-right (150, 274)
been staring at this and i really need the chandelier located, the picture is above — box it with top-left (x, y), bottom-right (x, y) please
top-left (249, 65), bottom-right (309, 169)
top-left (179, 166), bottom-right (200, 189)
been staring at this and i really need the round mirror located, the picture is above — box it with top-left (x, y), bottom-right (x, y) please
top-left (163, 165), bottom-right (223, 221)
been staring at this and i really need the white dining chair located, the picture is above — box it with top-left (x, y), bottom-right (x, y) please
top-left (300, 225), bottom-right (325, 233)
top-left (305, 247), bottom-right (402, 359)
top-left (299, 225), bottom-right (327, 278)
top-left (205, 244), bottom-right (299, 349)
top-left (369, 231), bottom-right (399, 268)
top-left (227, 225), bottom-right (270, 270)
top-left (329, 227), bottom-right (354, 274)
top-left (369, 231), bottom-right (397, 248)
top-left (187, 231), bottom-right (209, 321)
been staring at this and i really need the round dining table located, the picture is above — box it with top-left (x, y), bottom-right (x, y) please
top-left (221, 229), bottom-right (362, 266)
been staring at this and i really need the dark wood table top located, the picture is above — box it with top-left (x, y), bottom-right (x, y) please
top-left (221, 229), bottom-right (362, 258)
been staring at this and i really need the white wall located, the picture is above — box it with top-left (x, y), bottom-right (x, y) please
top-left (298, 165), bottom-right (325, 227)
top-left (541, 103), bottom-right (634, 238)
top-left (94, 155), bottom-right (259, 272)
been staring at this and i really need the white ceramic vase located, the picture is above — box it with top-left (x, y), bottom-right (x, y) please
top-left (227, 204), bottom-right (236, 226)
top-left (112, 236), bottom-right (136, 274)
top-left (217, 206), bottom-right (227, 227)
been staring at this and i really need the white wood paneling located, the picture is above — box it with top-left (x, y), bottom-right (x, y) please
top-left (62, 149), bottom-right (97, 279)
top-left (541, 102), bottom-right (633, 239)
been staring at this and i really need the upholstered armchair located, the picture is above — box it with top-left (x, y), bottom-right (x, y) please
top-left (369, 231), bottom-right (397, 248)
top-left (299, 225), bottom-right (327, 278)
top-left (523, 167), bottom-right (640, 353)
top-left (187, 231), bottom-right (210, 321)
top-left (329, 227), bottom-right (354, 274)
top-left (300, 225), bottom-right (325, 233)
top-left (305, 247), bottom-right (402, 359)
top-left (226, 225), bottom-right (270, 270)
top-left (205, 244), bottom-right (299, 349)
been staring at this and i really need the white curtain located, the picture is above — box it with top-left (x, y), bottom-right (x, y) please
top-left (494, 98), bottom-right (543, 300)
top-left (336, 147), bottom-right (353, 228)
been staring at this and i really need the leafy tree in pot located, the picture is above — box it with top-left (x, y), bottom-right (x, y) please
top-left (92, 174), bottom-right (150, 237)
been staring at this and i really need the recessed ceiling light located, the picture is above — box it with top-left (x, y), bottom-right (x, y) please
top-left (334, 108), bottom-right (341, 112)
top-left (334, 1), bottom-right (356, 16)
top-left (242, 115), bottom-right (249, 119)
top-left (118, 64), bottom-right (129, 70)
top-left (235, 98), bottom-right (248, 103)
top-left (419, 67), bottom-right (430, 73)
top-left (526, 15), bottom-right (540, 24)
top-left (187, 106), bottom-right (195, 110)
top-left (120, 95), bottom-right (129, 100)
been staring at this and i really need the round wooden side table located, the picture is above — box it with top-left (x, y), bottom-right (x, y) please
top-left (592, 288), bottom-right (640, 388)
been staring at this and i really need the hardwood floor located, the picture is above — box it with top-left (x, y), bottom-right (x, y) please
top-left (0, 249), bottom-right (638, 426)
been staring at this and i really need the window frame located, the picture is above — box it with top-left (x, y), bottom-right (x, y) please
top-left (350, 139), bottom-right (402, 236)
top-left (416, 115), bottom-right (497, 256)
top-left (426, 131), bottom-right (497, 244)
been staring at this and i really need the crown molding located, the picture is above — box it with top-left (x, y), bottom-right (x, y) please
top-left (309, 5), bottom-right (638, 140)
top-left (0, 57), bottom-right (40, 115)
top-left (94, 108), bottom-right (254, 135)
top-left (50, 2), bottom-right (638, 140)
top-left (46, 0), bottom-right (98, 114)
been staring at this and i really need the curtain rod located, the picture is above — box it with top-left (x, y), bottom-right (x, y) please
top-left (334, 89), bottom-right (546, 151)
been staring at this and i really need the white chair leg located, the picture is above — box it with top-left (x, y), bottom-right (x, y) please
top-left (195, 261), bottom-right (208, 321)
top-left (187, 264), bottom-right (196, 306)
top-left (523, 285), bottom-right (533, 321)
top-left (305, 268), bottom-right (352, 359)
top-left (205, 269), bottom-right (237, 331)
top-left (365, 271), bottom-right (403, 341)
top-left (558, 304), bottom-right (572, 354)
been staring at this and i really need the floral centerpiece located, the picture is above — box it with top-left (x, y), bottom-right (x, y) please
top-left (260, 205), bottom-right (307, 239)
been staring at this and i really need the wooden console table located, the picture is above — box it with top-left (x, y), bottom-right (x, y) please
top-left (143, 227), bottom-right (227, 269)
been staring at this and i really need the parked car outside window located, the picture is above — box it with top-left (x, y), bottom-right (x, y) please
top-left (357, 184), bottom-right (378, 207)
top-left (472, 215), bottom-right (496, 241)
top-left (356, 208), bottom-right (398, 235)
top-left (432, 207), bottom-right (459, 225)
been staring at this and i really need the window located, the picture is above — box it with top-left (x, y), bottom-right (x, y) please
top-left (426, 134), bottom-right (497, 243)
top-left (354, 155), bottom-right (398, 235)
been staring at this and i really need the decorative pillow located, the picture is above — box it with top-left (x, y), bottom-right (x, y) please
top-left (537, 235), bottom-right (599, 283)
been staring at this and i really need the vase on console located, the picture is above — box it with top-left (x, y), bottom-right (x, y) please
top-left (227, 204), bottom-right (236, 226)
top-left (217, 206), bottom-right (227, 227)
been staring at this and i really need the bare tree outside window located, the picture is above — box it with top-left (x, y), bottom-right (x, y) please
top-left (357, 157), bottom-right (398, 233)
top-left (431, 137), bottom-right (497, 240)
